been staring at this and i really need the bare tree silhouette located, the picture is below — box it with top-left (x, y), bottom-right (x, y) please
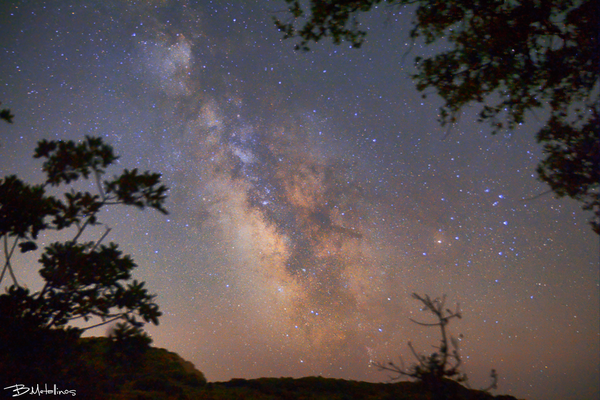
top-left (373, 293), bottom-right (497, 399)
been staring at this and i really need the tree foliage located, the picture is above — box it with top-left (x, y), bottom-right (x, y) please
top-left (373, 294), bottom-right (497, 399)
top-left (274, 0), bottom-right (599, 234)
top-left (0, 136), bottom-right (168, 381)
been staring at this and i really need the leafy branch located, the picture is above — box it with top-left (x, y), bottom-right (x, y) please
top-left (0, 136), bottom-right (167, 340)
top-left (273, 0), bottom-right (599, 234)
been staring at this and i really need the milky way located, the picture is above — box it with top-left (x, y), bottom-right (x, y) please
top-left (0, 2), bottom-right (598, 400)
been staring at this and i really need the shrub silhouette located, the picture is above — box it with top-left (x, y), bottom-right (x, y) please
top-left (373, 293), bottom-right (497, 400)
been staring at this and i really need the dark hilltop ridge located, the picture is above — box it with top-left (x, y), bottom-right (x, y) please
top-left (209, 376), bottom-right (523, 400)
top-left (2, 337), bottom-right (524, 400)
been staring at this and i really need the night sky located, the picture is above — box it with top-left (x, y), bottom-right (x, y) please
top-left (1, 2), bottom-right (598, 400)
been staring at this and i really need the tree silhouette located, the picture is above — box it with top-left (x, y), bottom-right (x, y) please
top-left (0, 135), bottom-right (167, 383)
top-left (373, 293), bottom-right (497, 399)
top-left (274, 0), bottom-right (599, 234)
top-left (0, 102), bottom-right (13, 124)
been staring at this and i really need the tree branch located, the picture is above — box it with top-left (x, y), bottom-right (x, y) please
top-left (1, 235), bottom-right (20, 287)
top-left (80, 313), bottom-right (130, 332)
